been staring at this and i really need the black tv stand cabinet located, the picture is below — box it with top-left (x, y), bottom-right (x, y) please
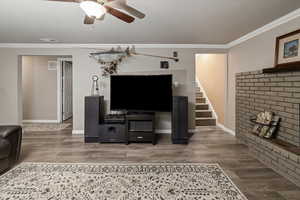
top-left (126, 113), bottom-right (156, 145)
top-left (97, 113), bottom-right (156, 145)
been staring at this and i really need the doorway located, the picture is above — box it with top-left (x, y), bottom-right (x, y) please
top-left (21, 56), bottom-right (73, 132)
top-left (195, 54), bottom-right (228, 127)
top-left (59, 59), bottom-right (73, 123)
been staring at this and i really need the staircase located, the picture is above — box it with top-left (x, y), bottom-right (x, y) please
top-left (195, 88), bottom-right (216, 126)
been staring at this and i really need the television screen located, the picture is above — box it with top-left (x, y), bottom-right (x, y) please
top-left (110, 75), bottom-right (173, 112)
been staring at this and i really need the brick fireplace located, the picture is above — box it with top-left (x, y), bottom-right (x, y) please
top-left (236, 70), bottom-right (300, 186)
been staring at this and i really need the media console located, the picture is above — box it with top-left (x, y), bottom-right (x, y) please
top-left (126, 113), bottom-right (156, 145)
top-left (84, 96), bottom-right (189, 145)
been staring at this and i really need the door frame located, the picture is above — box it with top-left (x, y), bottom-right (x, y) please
top-left (57, 57), bottom-right (73, 123)
top-left (195, 53), bottom-right (228, 127)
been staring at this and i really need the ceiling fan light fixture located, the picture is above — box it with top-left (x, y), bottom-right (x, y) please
top-left (80, 1), bottom-right (106, 19)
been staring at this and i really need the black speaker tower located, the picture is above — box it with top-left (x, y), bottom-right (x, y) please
top-left (84, 96), bottom-right (105, 143)
top-left (172, 96), bottom-right (189, 144)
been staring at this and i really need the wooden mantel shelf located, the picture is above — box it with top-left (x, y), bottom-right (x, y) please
top-left (263, 65), bottom-right (300, 73)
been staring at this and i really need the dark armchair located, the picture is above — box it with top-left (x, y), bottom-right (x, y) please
top-left (0, 126), bottom-right (22, 173)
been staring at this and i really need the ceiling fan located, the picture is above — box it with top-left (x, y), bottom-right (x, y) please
top-left (47, 0), bottom-right (146, 24)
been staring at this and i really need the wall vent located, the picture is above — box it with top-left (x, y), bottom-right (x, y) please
top-left (48, 61), bottom-right (57, 70)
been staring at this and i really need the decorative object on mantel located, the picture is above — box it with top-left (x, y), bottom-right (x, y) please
top-left (89, 46), bottom-right (179, 77)
top-left (91, 75), bottom-right (100, 96)
top-left (263, 29), bottom-right (300, 73)
top-left (250, 111), bottom-right (281, 139)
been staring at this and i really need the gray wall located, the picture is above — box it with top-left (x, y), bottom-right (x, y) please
top-left (2, 12), bottom-right (299, 132)
top-left (0, 47), bottom-right (227, 132)
top-left (22, 56), bottom-right (59, 121)
top-left (227, 16), bottom-right (300, 131)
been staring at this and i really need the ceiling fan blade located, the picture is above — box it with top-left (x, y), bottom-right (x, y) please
top-left (120, 5), bottom-right (145, 19)
top-left (106, 1), bottom-right (145, 19)
top-left (84, 15), bottom-right (95, 24)
top-left (104, 6), bottom-right (135, 23)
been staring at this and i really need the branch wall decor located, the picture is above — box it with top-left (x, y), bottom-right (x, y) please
top-left (89, 46), bottom-right (179, 77)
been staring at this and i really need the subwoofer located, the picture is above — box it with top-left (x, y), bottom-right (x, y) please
top-left (172, 96), bottom-right (189, 144)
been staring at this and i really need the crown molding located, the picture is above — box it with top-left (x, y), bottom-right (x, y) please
top-left (227, 8), bottom-right (300, 48)
top-left (0, 43), bottom-right (228, 49)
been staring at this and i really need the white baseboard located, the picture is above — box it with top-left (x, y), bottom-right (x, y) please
top-left (217, 123), bottom-right (235, 136)
top-left (72, 130), bottom-right (84, 135)
top-left (156, 129), bottom-right (172, 134)
top-left (22, 120), bottom-right (59, 123)
top-left (0, 123), bottom-right (19, 126)
top-left (72, 129), bottom-right (197, 135)
top-left (188, 129), bottom-right (197, 133)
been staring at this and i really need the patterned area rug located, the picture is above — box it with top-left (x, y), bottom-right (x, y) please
top-left (0, 163), bottom-right (247, 200)
top-left (23, 123), bottom-right (71, 132)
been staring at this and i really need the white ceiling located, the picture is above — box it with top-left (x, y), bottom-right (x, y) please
top-left (0, 0), bottom-right (300, 44)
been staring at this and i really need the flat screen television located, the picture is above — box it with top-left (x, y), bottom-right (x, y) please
top-left (110, 75), bottom-right (173, 112)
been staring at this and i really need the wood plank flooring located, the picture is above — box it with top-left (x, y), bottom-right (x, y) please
top-left (19, 126), bottom-right (300, 200)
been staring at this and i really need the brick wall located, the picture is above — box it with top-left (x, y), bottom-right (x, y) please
top-left (238, 133), bottom-right (300, 186)
top-left (236, 70), bottom-right (300, 187)
top-left (236, 70), bottom-right (300, 147)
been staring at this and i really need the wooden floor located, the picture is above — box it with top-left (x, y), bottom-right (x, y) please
top-left (20, 126), bottom-right (300, 200)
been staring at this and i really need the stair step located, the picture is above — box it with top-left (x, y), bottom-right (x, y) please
top-left (196, 111), bottom-right (212, 118)
top-left (196, 97), bottom-right (206, 103)
top-left (196, 118), bottom-right (216, 126)
top-left (196, 92), bottom-right (203, 97)
top-left (196, 104), bottom-right (209, 110)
